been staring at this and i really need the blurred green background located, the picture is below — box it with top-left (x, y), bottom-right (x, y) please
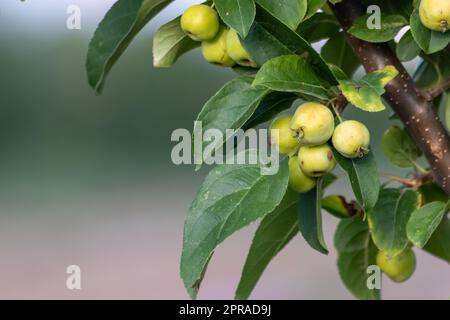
top-left (0, 0), bottom-right (448, 299)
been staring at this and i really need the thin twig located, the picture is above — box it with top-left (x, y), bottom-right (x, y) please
top-left (425, 78), bottom-right (450, 101)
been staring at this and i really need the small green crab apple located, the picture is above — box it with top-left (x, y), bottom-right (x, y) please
top-left (297, 144), bottom-right (336, 177)
top-left (181, 5), bottom-right (219, 41)
top-left (201, 27), bottom-right (235, 67)
top-left (419, 0), bottom-right (450, 32)
top-left (332, 120), bottom-right (370, 158)
top-left (376, 248), bottom-right (416, 283)
top-left (288, 157), bottom-right (317, 193)
top-left (290, 102), bottom-right (335, 146)
top-left (270, 116), bottom-right (300, 155)
top-left (226, 28), bottom-right (257, 67)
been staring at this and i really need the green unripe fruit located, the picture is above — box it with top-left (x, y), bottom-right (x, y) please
top-left (181, 5), bottom-right (220, 41)
top-left (297, 144), bottom-right (336, 177)
top-left (290, 102), bottom-right (335, 146)
top-left (270, 116), bottom-right (299, 155)
top-left (332, 120), bottom-right (370, 158)
top-left (226, 28), bottom-right (257, 68)
top-left (376, 248), bottom-right (416, 283)
top-left (201, 27), bottom-right (236, 67)
top-left (419, 0), bottom-right (450, 32)
top-left (288, 157), bottom-right (317, 193)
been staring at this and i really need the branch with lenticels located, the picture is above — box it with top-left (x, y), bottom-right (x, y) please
top-left (329, 0), bottom-right (450, 195)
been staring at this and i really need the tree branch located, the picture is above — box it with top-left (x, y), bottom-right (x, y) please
top-left (329, 0), bottom-right (450, 195)
top-left (425, 78), bottom-right (450, 101)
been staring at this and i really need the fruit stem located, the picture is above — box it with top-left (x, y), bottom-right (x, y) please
top-left (328, 100), bottom-right (343, 123)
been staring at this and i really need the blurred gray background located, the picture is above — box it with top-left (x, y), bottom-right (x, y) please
top-left (0, 0), bottom-right (448, 299)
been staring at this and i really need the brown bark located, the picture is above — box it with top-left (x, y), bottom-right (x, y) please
top-left (329, 0), bottom-right (450, 195)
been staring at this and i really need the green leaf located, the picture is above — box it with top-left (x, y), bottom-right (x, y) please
top-left (298, 178), bottom-right (328, 254)
top-left (333, 150), bottom-right (380, 212)
top-left (242, 92), bottom-right (297, 130)
top-left (339, 65), bottom-right (399, 112)
top-left (153, 16), bottom-right (199, 67)
top-left (214, 0), bottom-right (256, 38)
top-left (86, 0), bottom-right (173, 93)
top-left (297, 12), bottom-right (340, 43)
top-left (419, 182), bottom-right (449, 204)
top-left (407, 201), bottom-right (449, 248)
top-left (194, 76), bottom-right (270, 157)
top-left (335, 218), bottom-right (381, 300)
top-left (322, 172), bottom-right (338, 189)
top-left (255, 0), bottom-right (307, 30)
top-left (235, 190), bottom-right (298, 300)
top-left (328, 64), bottom-right (349, 81)
top-left (410, 3), bottom-right (450, 54)
top-left (321, 32), bottom-right (360, 77)
top-left (414, 50), bottom-right (450, 88)
top-left (396, 30), bottom-right (421, 62)
top-left (181, 156), bottom-right (290, 299)
top-left (253, 55), bottom-right (331, 100)
top-left (424, 216), bottom-right (450, 263)
top-left (242, 6), bottom-right (337, 85)
top-left (348, 14), bottom-right (407, 43)
top-left (368, 188), bottom-right (419, 256)
top-left (382, 126), bottom-right (421, 168)
top-left (322, 195), bottom-right (350, 219)
top-left (305, 0), bottom-right (327, 19)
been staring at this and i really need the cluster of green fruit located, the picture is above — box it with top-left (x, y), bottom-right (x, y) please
top-left (270, 102), bottom-right (370, 193)
top-left (180, 5), bottom-right (256, 68)
top-left (420, 0), bottom-right (450, 32)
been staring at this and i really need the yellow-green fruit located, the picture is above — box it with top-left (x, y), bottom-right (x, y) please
top-left (226, 28), bottom-right (257, 67)
top-left (181, 5), bottom-right (219, 41)
top-left (376, 248), bottom-right (416, 283)
top-left (419, 0), bottom-right (450, 32)
top-left (290, 102), bottom-right (335, 146)
top-left (201, 28), bottom-right (236, 67)
top-left (270, 116), bottom-right (299, 155)
top-left (332, 120), bottom-right (370, 158)
top-left (288, 157), bottom-right (317, 193)
top-left (297, 144), bottom-right (336, 177)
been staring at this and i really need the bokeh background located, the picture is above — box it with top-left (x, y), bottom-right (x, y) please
top-left (0, 0), bottom-right (448, 299)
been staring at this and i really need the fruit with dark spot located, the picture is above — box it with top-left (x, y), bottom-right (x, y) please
top-left (226, 28), bottom-right (257, 67)
top-left (201, 27), bottom-right (235, 67)
top-left (297, 144), bottom-right (336, 177)
top-left (288, 157), bottom-right (317, 193)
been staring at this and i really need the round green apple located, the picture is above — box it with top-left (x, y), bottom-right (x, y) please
top-left (332, 120), bottom-right (370, 158)
top-left (297, 144), bottom-right (336, 177)
top-left (288, 156), bottom-right (317, 193)
top-left (290, 102), bottom-right (335, 146)
top-left (419, 0), bottom-right (450, 32)
top-left (181, 5), bottom-right (220, 41)
top-left (270, 116), bottom-right (299, 155)
top-left (201, 27), bottom-right (235, 67)
top-left (226, 28), bottom-right (257, 67)
top-left (376, 248), bottom-right (416, 283)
